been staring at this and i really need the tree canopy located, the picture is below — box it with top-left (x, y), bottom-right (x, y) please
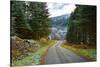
top-left (66, 5), bottom-right (96, 45)
top-left (11, 1), bottom-right (51, 39)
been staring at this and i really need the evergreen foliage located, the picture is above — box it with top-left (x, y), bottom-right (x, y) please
top-left (66, 5), bottom-right (96, 45)
top-left (11, 1), bottom-right (51, 39)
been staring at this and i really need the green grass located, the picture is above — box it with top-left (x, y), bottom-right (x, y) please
top-left (12, 40), bottom-right (55, 67)
top-left (62, 44), bottom-right (96, 61)
top-left (77, 49), bottom-right (96, 59)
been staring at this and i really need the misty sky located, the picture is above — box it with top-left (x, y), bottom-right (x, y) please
top-left (46, 3), bottom-right (76, 17)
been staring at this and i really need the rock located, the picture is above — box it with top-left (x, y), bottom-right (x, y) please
top-left (11, 36), bottom-right (41, 61)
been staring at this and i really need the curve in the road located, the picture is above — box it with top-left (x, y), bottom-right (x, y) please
top-left (45, 41), bottom-right (87, 64)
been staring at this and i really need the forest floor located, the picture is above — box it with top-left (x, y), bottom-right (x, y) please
top-left (61, 42), bottom-right (96, 61)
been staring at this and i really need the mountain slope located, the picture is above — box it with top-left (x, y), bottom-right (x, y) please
top-left (51, 14), bottom-right (70, 28)
top-left (49, 14), bottom-right (70, 40)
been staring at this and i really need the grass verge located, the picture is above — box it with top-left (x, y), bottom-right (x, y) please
top-left (61, 43), bottom-right (96, 61)
top-left (12, 40), bottom-right (55, 67)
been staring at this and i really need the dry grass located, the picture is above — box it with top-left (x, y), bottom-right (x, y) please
top-left (61, 42), bottom-right (96, 61)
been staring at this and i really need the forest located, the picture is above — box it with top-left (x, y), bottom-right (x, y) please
top-left (11, 1), bottom-right (96, 66)
top-left (11, 1), bottom-right (53, 66)
top-left (11, 1), bottom-right (51, 39)
top-left (66, 5), bottom-right (96, 45)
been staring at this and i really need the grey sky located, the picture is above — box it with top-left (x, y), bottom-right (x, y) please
top-left (46, 3), bottom-right (76, 17)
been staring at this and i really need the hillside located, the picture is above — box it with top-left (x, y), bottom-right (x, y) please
top-left (49, 14), bottom-right (69, 40)
top-left (51, 14), bottom-right (70, 28)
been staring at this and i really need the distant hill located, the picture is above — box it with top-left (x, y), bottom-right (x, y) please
top-left (49, 14), bottom-right (70, 40)
top-left (50, 14), bottom-right (70, 29)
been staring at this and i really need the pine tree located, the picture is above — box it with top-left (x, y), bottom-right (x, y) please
top-left (66, 5), bottom-right (96, 45)
top-left (11, 1), bottom-right (51, 39)
top-left (11, 1), bottom-right (27, 36)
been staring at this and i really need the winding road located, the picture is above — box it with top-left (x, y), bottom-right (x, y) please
top-left (45, 41), bottom-right (87, 64)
